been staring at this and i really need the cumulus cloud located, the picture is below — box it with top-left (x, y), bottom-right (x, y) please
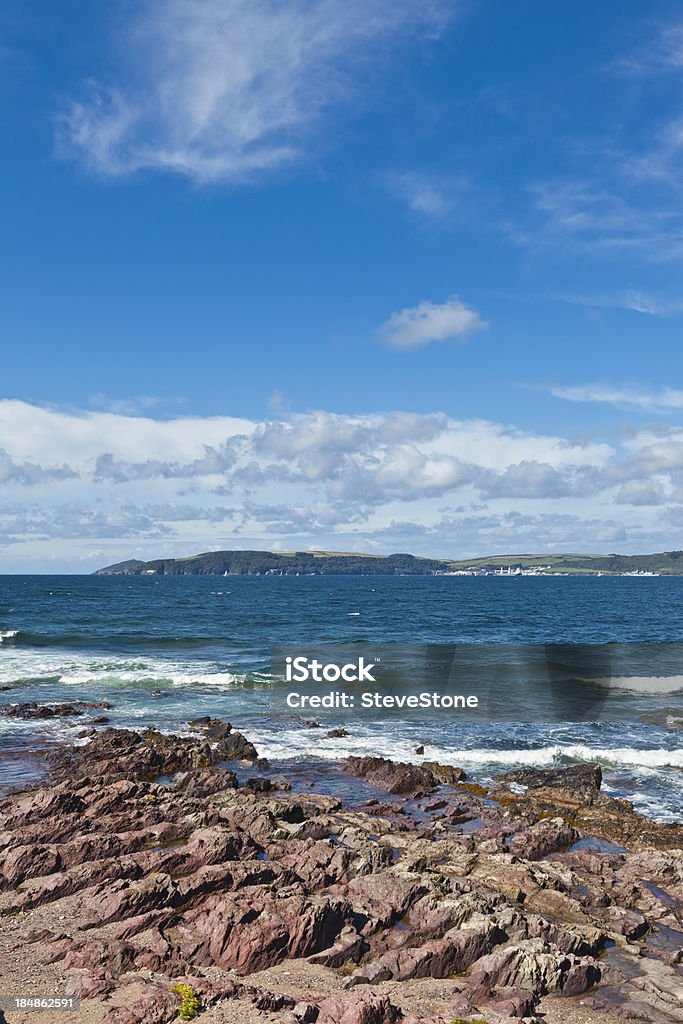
top-left (0, 449), bottom-right (78, 486)
top-left (0, 400), bottom-right (252, 465)
top-left (372, 510), bottom-right (630, 554)
top-left (0, 402), bottom-right (614, 505)
top-left (379, 295), bottom-right (487, 349)
top-left (58, 0), bottom-right (454, 184)
top-left (614, 480), bottom-right (670, 506)
top-left (476, 461), bottom-right (586, 500)
top-left (93, 445), bottom-right (238, 482)
top-left (3, 399), bottom-right (683, 568)
top-left (0, 504), bottom-right (172, 543)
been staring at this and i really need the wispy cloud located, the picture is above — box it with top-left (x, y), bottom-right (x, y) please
top-left (552, 289), bottom-right (682, 316)
top-left (58, 0), bottom-right (455, 184)
top-left (549, 383), bottom-right (683, 413)
top-left (379, 295), bottom-right (486, 349)
top-left (87, 394), bottom-right (183, 416)
top-left (614, 23), bottom-right (683, 75)
top-left (520, 22), bottom-right (683, 263)
top-left (524, 180), bottom-right (683, 260)
top-left (381, 170), bottom-right (470, 220)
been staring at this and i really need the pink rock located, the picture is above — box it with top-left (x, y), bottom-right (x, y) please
top-left (317, 992), bottom-right (402, 1023)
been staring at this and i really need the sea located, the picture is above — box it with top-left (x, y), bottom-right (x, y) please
top-left (0, 574), bottom-right (681, 821)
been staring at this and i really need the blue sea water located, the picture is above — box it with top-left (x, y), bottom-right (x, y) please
top-left (0, 574), bottom-right (681, 820)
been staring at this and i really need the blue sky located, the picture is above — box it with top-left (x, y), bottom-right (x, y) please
top-left (2, 0), bottom-right (683, 569)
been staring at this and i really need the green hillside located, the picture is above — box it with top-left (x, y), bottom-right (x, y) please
top-left (445, 551), bottom-right (683, 575)
top-left (94, 549), bottom-right (683, 576)
top-left (94, 550), bottom-right (446, 576)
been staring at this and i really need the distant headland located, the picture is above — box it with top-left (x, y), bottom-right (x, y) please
top-left (94, 549), bottom-right (683, 576)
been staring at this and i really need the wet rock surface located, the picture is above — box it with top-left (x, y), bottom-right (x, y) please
top-left (343, 756), bottom-right (437, 795)
top-left (0, 700), bottom-right (112, 719)
top-left (492, 762), bottom-right (683, 851)
top-left (0, 728), bottom-right (681, 1024)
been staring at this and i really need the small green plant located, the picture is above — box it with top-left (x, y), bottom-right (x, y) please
top-left (171, 983), bottom-right (202, 1021)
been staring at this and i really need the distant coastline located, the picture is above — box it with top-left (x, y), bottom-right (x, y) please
top-left (94, 548), bottom-right (683, 576)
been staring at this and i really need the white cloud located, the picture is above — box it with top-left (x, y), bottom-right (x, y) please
top-left (0, 449), bottom-right (77, 486)
top-left (3, 399), bottom-right (683, 569)
top-left (524, 180), bottom-right (683, 260)
top-left (58, 0), bottom-right (454, 184)
top-left (615, 24), bottom-right (683, 77)
top-left (520, 23), bottom-right (683, 264)
top-left (0, 399), bottom-right (253, 465)
top-left (382, 171), bottom-right (469, 219)
top-left (87, 394), bottom-right (181, 416)
top-left (379, 295), bottom-right (487, 349)
top-left (553, 289), bottom-right (680, 317)
top-left (549, 383), bottom-right (683, 413)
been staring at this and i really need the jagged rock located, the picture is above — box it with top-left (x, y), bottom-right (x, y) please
top-left (0, 843), bottom-right (62, 887)
top-left (214, 730), bottom-right (259, 762)
top-left (195, 977), bottom-right (295, 1012)
top-left (182, 889), bottom-right (350, 973)
top-left (465, 939), bottom-right (601, 998)
top-left (170, 766), bottom-right (238, 795)
top-left (345, 870), bottom-right (429, 930)
top-left (100, 984), bottom-right (176, 1024)
top-left (359, 801), bottom-right (410, 822)
top-left (317, 992), bottom-right (402, 1024)
top-left (352, 920), bottom-right (504, 983)
top-left (0, 700), bottom-right (112, 719)
top-left (308, 925), bottom-right (366, 967)
top-left (483, 985), bottom-right (538, 1018)
top-left (64, 971), bottom-right (117, 999)
top-left (600, 906), bottom-right (649, 938)
top-left (493, 764), bottom-right (683, 851)
top-left (500, 763), bottom-right (603, 792)
top-left (243, 776), bottom-right (275, 793)
top-left (293, 1003), bottom-right (319, 1022)
top-left (81, 872), bottom-right (180, 927)
top-left (48, 727), bottom-right (214, 782)
top-left (0, 726), bottom-right (678, 1024)
top-left (344, 756), bottom-right (436, 795)
top-left (507, 817), bottom-right (579, 860)
top-left (187, 716), bottom-right (233, 741)
top-left (422, 760), bottom-right (467, 784)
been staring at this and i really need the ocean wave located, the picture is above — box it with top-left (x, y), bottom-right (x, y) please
top-left (446, 743), bottom-right (683, 770)
top-left (0, 631), bottom-right (19, 644)
top-left (586, 675), bottom-right (683, 694)
top-left (243, 729), bottom-right (683, 772)
top-left (0, 648), bottom-right (272, 691)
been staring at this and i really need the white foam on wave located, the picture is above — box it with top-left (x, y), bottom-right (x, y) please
top-left (0, 631), bottom-right (18, 643)
top-left (0, 715), bottom-right (88, 741)
top-left (242, 728), bottom-right (683, 822)
top-left (244, 729), bottom-right (683, 772)
top-left (63, 666), bottom-right (244, 689)
top-left (0, 648), bottom-right (256, 690)
top-left (452, 743), bottom-right (683, 770)
top-left (586, 675), bottom-right (683, 694)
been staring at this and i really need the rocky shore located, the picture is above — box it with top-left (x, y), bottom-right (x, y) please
top-left (0, 716), bottom-right (681, 1024)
